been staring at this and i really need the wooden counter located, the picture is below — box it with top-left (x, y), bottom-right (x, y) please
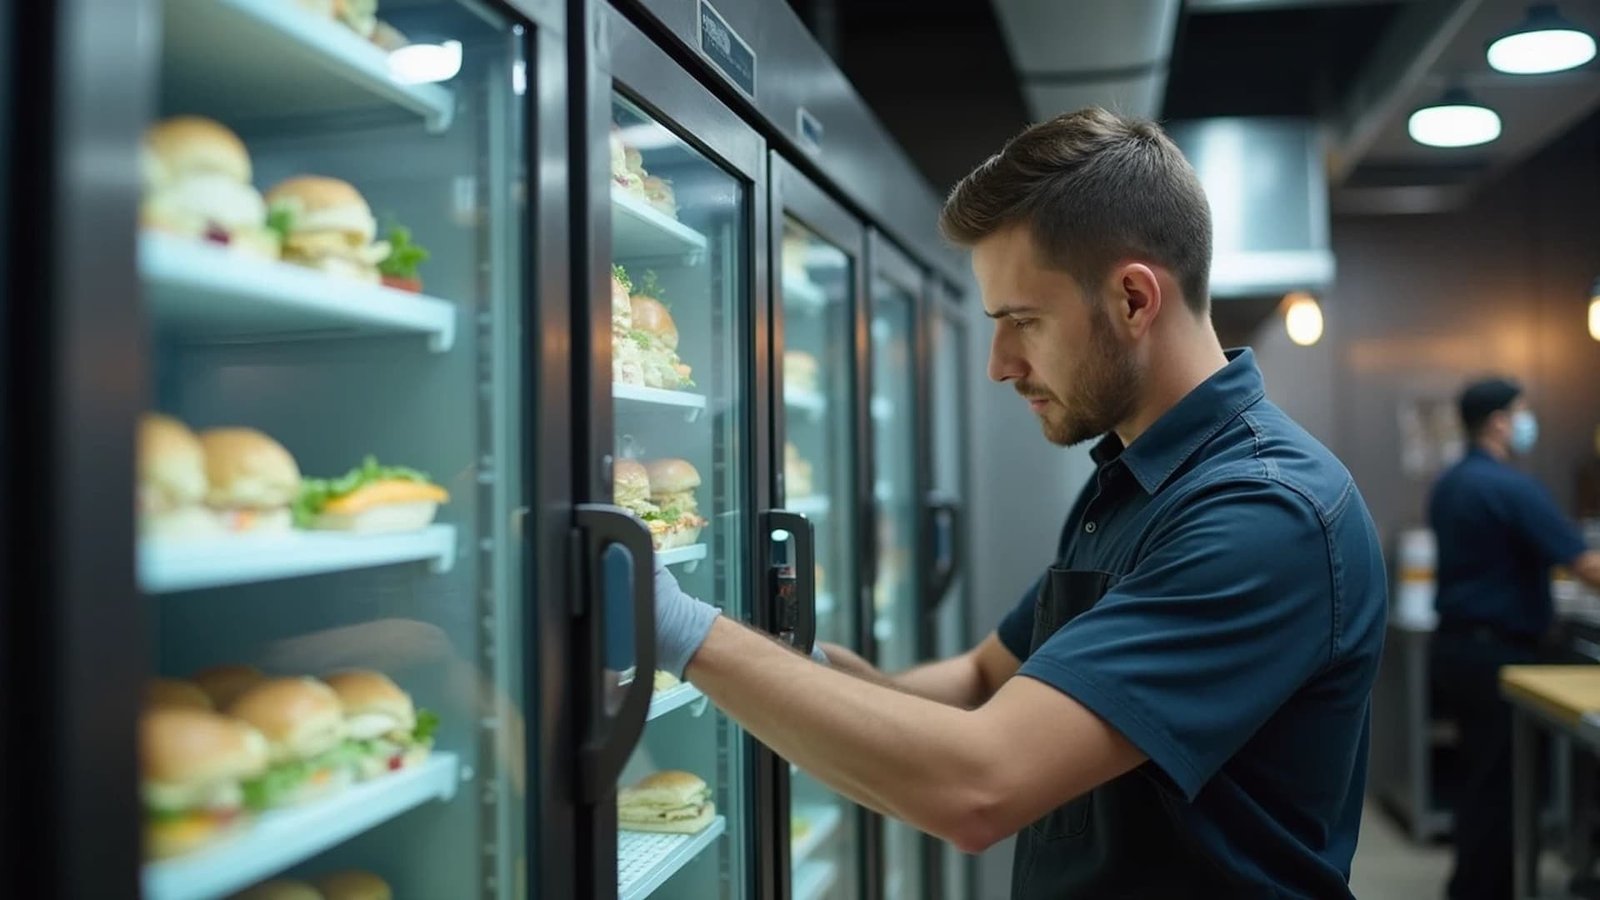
top-left (1500, 665), bottom-right (1600, 731)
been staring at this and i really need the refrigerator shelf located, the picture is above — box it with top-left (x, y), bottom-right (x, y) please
top-left (785, 495), bottom-right (830, 517)
top-left (614, 383), bottom-right (708, 421)
top-left (139, 524), bottom-right (457, 593)
top-left (656, 544), bottom-right (708, 571)
top-left (142, 752), bottom-right (460, 900)
top-left (782, 274), bottom-right (828, 312)
top-left (612, 188), bottom-right (708, 262)
top-left (618, 815), bottom-right (728, 900)
top-left (785, 389), bottom-right (827, 418)
top-left (162, 0), bottom-right (455, 132)
top-left (790, 802), bottom-right (843, 864)
top-left (794, 860), bottom-right (841, 900)
top-left (648, 682), bottom-right (707, 721)
top-left (141, 235), bottom-right (458, 352)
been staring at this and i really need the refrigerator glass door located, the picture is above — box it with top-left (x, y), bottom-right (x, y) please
top-left (608, 91), bottom-right (751, 900)
top-left (140, 3), bottom-right (535, 899)
top-left (781, 217), bottom-right (860, 900)
top-left (870, 273), bottom-right (921, 900)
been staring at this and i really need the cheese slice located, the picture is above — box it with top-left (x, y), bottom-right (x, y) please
top-left (322, 480), bottom-right (448, 516)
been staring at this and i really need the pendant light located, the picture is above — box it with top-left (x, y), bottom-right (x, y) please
top-left (1588, 277), bottom-right (1600, 343)
top-left (1487, 4), bottom-right (1596, 75)
top-left (1408, 88), bottom-right (1502, 148)
top-left (1282, 292), bottom-right (1324, 347)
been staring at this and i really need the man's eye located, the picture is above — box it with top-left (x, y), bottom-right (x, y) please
top-left (1010, 318), bottom-right (1035, 330)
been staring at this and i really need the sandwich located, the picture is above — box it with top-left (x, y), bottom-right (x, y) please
top-left (617, 770), bottom-right (715, 834)
top-left (265, 176), bottom-right (392, 283)
top-left (612, 458), bottom-right (653, 517)
top-left (370, 20), bottom-right (410, 52)
top-left (322, 670), bottom-right (437, 779)
top-left (333, 0), bottom-right (378, 38)
top-left (146, 678), bottom-right (213, 712)
top-left (193, 664), bottom-right (268, 710)
top-left (611, 266), bottom-right (645, 387)
top-left (140, 708), bottom-right (269, 858)
top-left (643, 458), bottom-right (708, 551)
top-left (199, 428), bottom-right (301, 535)
top-left (315, 871), bottom-right (393, 900)
top-left (293, 456), bottom-right (449, 533)
top-left (141, 116), bottom-right (279, 260)
top-left (610, 129), bottom-right (642, 194)
top-left (138, 413), bottom-right (218, 538)
top-left (620, 292), bottom-right (692, 389)
top-left (226, 677), bottom-right (352, 809)
top-left (641, 176), bottom-right (676, 217)
top-left (230, 881), bottom-right (324, 900)
top-left (784, 442), bottom-right (814, 498)
top-left (783, 351), bottom-right (819, 395)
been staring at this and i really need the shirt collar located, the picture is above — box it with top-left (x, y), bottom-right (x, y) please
top-left (1090, 348), bottom-right (1267, 494)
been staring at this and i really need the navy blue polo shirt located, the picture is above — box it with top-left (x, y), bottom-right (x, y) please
top-left (1428, 448), bottom-right (1586, 639)
top-left (996, 349), bottom-right (1388, 897)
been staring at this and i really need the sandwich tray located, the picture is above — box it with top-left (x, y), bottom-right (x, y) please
top-left (141, 235), bottom-right (458, 352)
top-left (656, 544), bottom-right (708, 571)
top-left (790, 802), bottom-right (843, 865)
top-left (794, 860), bottom-right (841, 900)
top-left (785, 495), bottom-right (830, 518)
top-left (618, 814), bottom-right (727, 900)
top-left (614, 383), bottom-right (708, 421)
top-left (139, 524), bottom-right (457, 593)
top-left (142, 752), bottom-right (460, 900)
top-left (162, 0), bottom-right (454, 132)
top-left (613, 189), bottom-right (708, 262)
top-left (785, 389), bottom-right (827, 418)
top-left (648, 682), bottom-right (707, 721)
top-left (782, 274), bottom-right (828, 312)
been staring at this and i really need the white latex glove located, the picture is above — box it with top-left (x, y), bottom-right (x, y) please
top-left (652, 565), bottom-right (832, 677)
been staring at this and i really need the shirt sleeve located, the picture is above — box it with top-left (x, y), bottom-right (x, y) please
top-left (1017, 479), bottom-right (1334, 800)
top-left (996, 572), bottom-right (1045, 660)
top-left (1508, 476), bottom-right (1587, 567)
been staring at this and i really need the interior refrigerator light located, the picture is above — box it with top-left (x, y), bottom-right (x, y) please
top-left (1487, 4), bottom-right (1597, 74)
top-left (389, 40), bottom-right (463, 85)
top-left (1408, 89), bottom-right (1502, 148)
top-left (1283, 292), bottom-right (1324, 347)
top-left (1588, 279), bottom-right (1600, 342)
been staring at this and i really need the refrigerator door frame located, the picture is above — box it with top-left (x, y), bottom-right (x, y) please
top-left (767, 151), bottom-right (868, 900)
top-left (1, 0), bottom-right (152, 895)
top-left (575, 4), bottom-right (772, 898)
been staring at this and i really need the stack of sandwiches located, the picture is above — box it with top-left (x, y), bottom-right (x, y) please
top-left (612, 458), bottom-right (709, 552)
top-left (610, 265), bottom-right (693, 390)
top-left (617, 770), bottom-right (715, 834)
top-left (609, 127), bottom-right (678, 218)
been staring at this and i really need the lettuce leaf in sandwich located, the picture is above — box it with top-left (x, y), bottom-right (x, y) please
top-left (293, 456), bottom-right (448, 530)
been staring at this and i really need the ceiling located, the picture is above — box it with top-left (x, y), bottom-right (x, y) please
top-left (783, 0), bottom-right (1600, 211)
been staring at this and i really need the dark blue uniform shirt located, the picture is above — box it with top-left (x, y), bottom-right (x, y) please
top-left (1428, 448), bottom-right (1586, 639)
top-left (996, 349), bottom-right (1388, 897)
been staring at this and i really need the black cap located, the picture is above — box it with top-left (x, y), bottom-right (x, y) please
top-left (1459, 377), bottom-right (1522, 435)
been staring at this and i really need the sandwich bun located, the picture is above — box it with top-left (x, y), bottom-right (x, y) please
top-left (199, 428), bottom-right (302, 511)
top-left (322, 670), bottom-right (416, 739)
top-left (139, 413), bottom-right (208, 511)
top-left (613, 458), bottom-right (652, 509)
top-left (315, 871), bottom-right (392, 900)
top-left (266, 176), bottom-right (377, 244)
top-left (643, 459), bottom-right (701, 496)
top-left (143, 116), bottom-right (251, 187)
top-left (618, 770), bottom-right (715, 834)
top-left (192, 664), bottom-right (267, 709)
top-left (140, 708), bottom-right (269, 788)
top-left (618, 769), bottom-right (708, 807)
top-left (230, 880), bottom-right (324, 900)
top-left (628, 296), bottom-right (678, 349)
top-left (146, 678), bottom-right (213, 712)
top-left (618, 803), bottom-right (716, 834)
top-left (226, 677), bottom-right (345, 763)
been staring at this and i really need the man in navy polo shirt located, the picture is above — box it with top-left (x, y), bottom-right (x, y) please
top-left (646, 108), bottom-right (1387, 897)
top-left (1429, 377), bottom-right (1600, 900)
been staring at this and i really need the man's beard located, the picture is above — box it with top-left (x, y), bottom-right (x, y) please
top-left (1026, 307), bottom-right (1141, 447)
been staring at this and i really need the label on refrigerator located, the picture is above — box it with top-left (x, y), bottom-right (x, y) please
top-left (796, 106), bottom-right (823, 157)
top-left (697, 0), bottom-right (756, 98)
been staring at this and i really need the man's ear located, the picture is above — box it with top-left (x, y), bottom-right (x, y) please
top-left (1106, 263), bottom-right (1162, 339)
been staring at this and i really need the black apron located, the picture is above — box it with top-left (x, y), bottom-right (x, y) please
top-left (1011, 567), bottom-right (1245, 899)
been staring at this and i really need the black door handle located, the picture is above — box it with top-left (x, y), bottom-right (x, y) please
top-left (924, 495), bottom-right (961, 613)
top-left (575, 503), bottom-right (655, 802)
top-left (762, 510), bottom-right (818, 654)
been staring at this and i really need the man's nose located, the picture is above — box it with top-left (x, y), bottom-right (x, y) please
top-left (988, 327), bottom-right (1023, 383)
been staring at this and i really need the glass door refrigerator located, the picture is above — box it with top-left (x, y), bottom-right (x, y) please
top-left (574, 5), bottom-right (780, 899)
top-left (770, 154), bottom-right (866, 900)
top-left (923, 283), bottom-right (974, 900)
top-left (7, 0), bottom-right (574, 897)
top-left (866, 232), bottom-right (927, 900)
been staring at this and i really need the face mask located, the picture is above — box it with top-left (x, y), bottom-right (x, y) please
top-left (1510, 410), bottom-right (1539, 455)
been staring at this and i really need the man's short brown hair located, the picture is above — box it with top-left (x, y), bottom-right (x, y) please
top-left (940, 108), bottom-right (1213, 314)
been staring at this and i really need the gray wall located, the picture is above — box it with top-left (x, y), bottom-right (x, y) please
top-left (1246, 115), bottom-right (1600, 543)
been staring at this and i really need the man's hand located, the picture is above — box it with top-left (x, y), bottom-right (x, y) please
top-left (653, 564), bottom-right (721, 678)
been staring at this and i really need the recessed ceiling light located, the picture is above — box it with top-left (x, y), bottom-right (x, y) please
top-left (1487, 4), bottom-right (1596, 75)
top-left (1408, 89), bottom-right (1502, 148)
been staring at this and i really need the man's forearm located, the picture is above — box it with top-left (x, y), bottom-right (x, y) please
top-left (689, 618), bottom-right (996, 841)
top-left (1573, 550), bottom-right (1600, 591)
top-left (821, 642), bottom-right (992, 708)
